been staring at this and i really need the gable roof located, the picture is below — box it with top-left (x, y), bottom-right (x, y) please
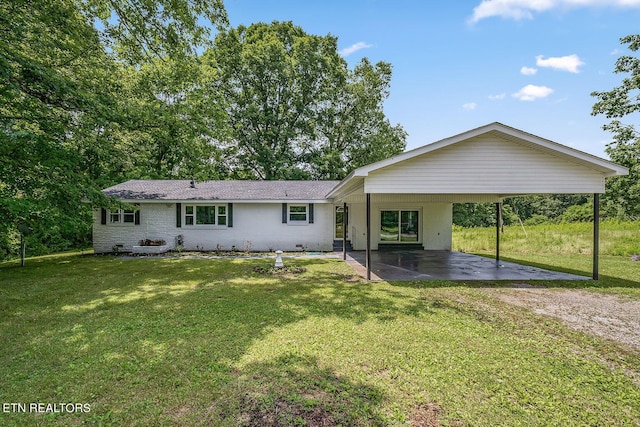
top-left (103, 180), bottom-right (340, 202)
top-left (327, 122), bottom-right (628, 198)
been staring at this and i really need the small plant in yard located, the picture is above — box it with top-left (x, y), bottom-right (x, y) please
top-left (215, 243), bottom-right (223, 256)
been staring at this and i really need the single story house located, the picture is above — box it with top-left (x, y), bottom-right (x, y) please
top-left (94, 122), bottom-right (628, 277)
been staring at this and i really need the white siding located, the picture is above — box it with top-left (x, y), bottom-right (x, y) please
top-left (93, 203), bottom-right (333, 253)
top-left (364, 135), bottom-right (607, 194)
top-left (423, 203), bottom-right (452, 250)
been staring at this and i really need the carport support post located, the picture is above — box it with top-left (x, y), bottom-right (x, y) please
top-left (366, 193), bottom-right (371, 280)
top-left (495, 202), bottom-right (500, 265)
top-left (343, 202), bottom-right (348, 261)
top-left (593, 193), bottom-right (600, 280)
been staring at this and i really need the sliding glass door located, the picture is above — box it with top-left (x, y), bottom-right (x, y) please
top-left (380, 210), bottom-right (419, 242)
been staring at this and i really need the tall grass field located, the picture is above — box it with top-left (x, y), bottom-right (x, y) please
top-left (453, 220), bottom-right (640, 256)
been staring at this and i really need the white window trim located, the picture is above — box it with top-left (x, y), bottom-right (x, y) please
top-left (288, 204), bottom-right (308, 225)
top-left (183, 204), bottom-right (228, 229)
top-left (109, 209), bottom-right (136, 226)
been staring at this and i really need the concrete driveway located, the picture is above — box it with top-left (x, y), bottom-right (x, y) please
top-left (344, 250), bottom-right (589, 281)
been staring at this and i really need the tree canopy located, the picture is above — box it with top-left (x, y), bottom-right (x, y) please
top-left (592, 34), bottom-right (640, 220)
top-left (1, 8), bottom-right (405, 258)
top-left (0, 0), bottom-right (227, 257)
top-left (205, 21), bottom-right (406, 180)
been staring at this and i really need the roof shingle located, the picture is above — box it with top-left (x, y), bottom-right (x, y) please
top-left (102, 180), bottom-right (340, 201)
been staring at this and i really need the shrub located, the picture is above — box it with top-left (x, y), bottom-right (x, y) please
top-left (561, 204), bottom-right (593, 223)
top-left (524, 214), bottom-right (549, 226)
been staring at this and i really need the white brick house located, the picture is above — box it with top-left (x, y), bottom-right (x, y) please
top-left (94, 123), bottom-right (628, 262)
top-left (93, 181), bottom-right (339, 253)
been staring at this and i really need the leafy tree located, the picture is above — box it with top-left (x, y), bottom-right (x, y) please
top-left (310, 58), bottom-right (406, 179)
top-left (592, 34), bottom-right (640, 220)
top-left (86, 0), bottom-right (228, 64)
top-left (560, 204), bottom-right (594, 223)
top-left (0, 0), bottom-right (227, 258)
top-left (205, 21), bottom-right (406, 180)
top-left (118, 59), bottom-right (229, 181)
top-left (1, 0), bottom-right (118, 257)
top-left (453, 194), bottom-right (592, 228)
top-left (453, 203), bottom-right (496, 227)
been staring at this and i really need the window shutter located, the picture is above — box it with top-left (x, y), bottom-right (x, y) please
top-left (176, 203), bottom-right (182, 228)
top-left (308, 203), bottom-right (314, 224)
top-left (101, 208), bottom-right (107, 225)
top-left (134, 204), bottom-right (140, 225)
top-left (228, 203), bottom-right (233, 227)
top-left (282, 203), bottom-right (288, 223)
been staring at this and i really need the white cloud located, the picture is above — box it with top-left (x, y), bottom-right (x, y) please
top-left (520, 66), bottom-right (537, 75)
top-left (462, 102), bottom-right (477, 110)
top-left (489, 93), bottom-right (506, 100)
top-left (512, 84), bottom-right (554, 101)
top-left (536, 54), bottom-right (585, 73)
top-left (339, 42), bottom-right (373, 57)
top-left (470, 0), bottom-right (640, 23)
top-left (610, 48), bottom-right (620, 55)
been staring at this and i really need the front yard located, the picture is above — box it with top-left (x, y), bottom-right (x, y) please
top-left (1, 253), bottom-right (639, 426)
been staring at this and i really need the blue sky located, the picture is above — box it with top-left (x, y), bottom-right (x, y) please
top-left (223, 0), bottom-right (640, 158)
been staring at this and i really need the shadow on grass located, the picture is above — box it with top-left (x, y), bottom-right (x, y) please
top-left (0, 255), bottom-right (425, 425)
top-left (206, 354), bottom-right (385, 426)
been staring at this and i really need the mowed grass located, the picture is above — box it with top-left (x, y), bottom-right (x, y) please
top-left (1, 250), bottom-right (639, 426)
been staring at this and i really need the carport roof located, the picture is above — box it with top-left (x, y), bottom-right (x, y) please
top-left (327, 122), bottom-right (628, 199)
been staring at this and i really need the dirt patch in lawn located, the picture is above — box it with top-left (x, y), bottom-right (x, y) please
top-left (239, 396), bottom-right (337, 427)
top-left (484, 287), bottom-right (640, 350)
top-left (409, 402), bottom-right (463, 427)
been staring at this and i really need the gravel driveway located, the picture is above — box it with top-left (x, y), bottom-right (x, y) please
top-left (484, 287), bottom-right (640, 350)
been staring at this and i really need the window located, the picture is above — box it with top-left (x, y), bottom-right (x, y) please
top-left (380, 210), bottom-right (419, 242)
top-left (109, 209), bottom-right (136, 224)
top-left (184, 205), bottom-right (227, 226)
top-left (288, 205), bottom-right (307, 222)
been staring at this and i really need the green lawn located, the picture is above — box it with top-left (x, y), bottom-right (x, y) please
top-left (1, 250), bottom-right (639, 426)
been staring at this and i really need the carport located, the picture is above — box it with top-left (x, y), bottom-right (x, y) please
top-left (327, 123), bottom-right (628, 281)
top-left (345, 249), bottom-right (588, 281)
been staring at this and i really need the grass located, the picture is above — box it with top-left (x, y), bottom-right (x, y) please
top-left (452, 220), bottom-right (640, 257)
top-left (1, 247), bottom-right (639, 426)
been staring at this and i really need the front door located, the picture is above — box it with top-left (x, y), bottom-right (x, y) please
top-left (335, 206), bottom-right (348, 239)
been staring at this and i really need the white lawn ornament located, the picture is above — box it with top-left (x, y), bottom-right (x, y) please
top-left (275, 250), bottom-right (284, 268)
